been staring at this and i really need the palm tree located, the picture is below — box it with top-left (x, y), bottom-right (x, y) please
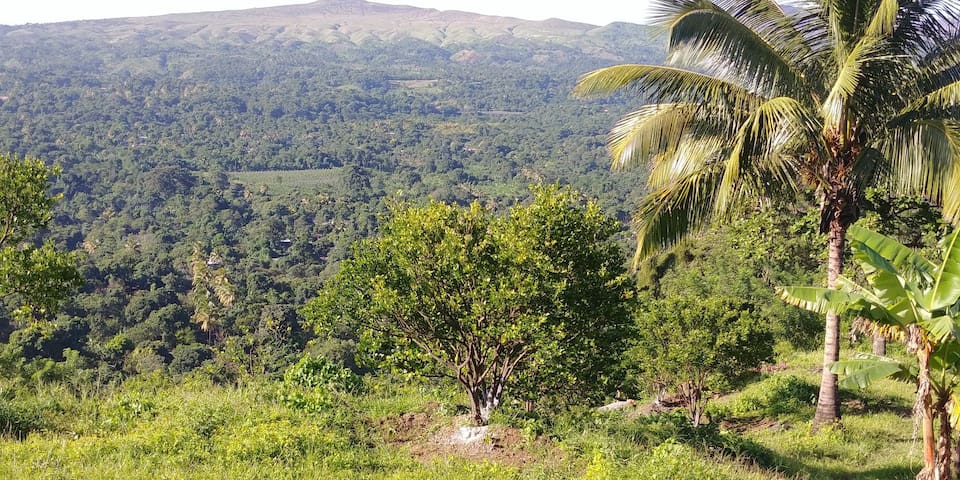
top-left (781, 225), bottom-right (960, 479)
top-left (189, 245), bottom-right (235, 340)
top-left (575, 0), bottom-right (960, 429)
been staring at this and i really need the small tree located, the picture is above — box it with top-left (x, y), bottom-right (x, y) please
top-left (0, 153), bottom-right (81, 323)
top-left (629, 296), bottom-right (773, 426)
top-left (303, 185), bottom-right (633, 425)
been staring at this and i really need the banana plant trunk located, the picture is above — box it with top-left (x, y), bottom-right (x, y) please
top-left (915, 340), bottom-right (936, 480)
top-left (953, 425), bottom-right (960, 480)
top-left (813, 213), bottom-right (846, 430)
top-left (935, 395), bottom-right (952, 480)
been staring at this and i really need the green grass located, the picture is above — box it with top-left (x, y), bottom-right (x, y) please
top-left (0, 351), bottom-right (926, 479)
top-left (231, 168), bottom-right (343, 195)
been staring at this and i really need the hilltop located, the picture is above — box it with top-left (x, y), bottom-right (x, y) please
top-left (1, 0), bottom-right (658, 60)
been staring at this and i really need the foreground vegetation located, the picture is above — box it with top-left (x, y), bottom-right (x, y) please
top-left (0, 349), bottom-right (923, 479)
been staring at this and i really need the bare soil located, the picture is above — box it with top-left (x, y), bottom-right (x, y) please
top-left (374, 405), bottom-right (547, 468)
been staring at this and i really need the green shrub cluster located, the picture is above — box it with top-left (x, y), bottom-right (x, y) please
top-left (727, 375), bottom-right (818, 419)
top-left (276, 355), bottom-right (362, 413)
top-left (0, 400), bottom-right (46, 439)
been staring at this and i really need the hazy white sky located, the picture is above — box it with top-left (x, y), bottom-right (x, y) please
top-left (0, 0), bottom-right (650, 26)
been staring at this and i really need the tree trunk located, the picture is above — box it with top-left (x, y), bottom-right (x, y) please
top-left (465, 380), bottom-right (505, 426)
top-left (679, 380), bottom-right (706, 426)
top-left (872, 335), bottom-right (886, 356)
top-left (813, 216), bottom-right (846, 430)
top-left (916, 345), bottom-right (936, 480)
top-left (935, 396), bottom-right (952, 480)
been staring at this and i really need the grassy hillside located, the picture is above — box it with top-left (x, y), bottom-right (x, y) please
top-left (0, 351), bottom-right (920, 479)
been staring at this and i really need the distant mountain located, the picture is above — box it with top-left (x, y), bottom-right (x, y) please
top-left (1, 0), bottom-right (658, 61)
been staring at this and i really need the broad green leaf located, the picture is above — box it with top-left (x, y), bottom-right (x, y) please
top-left (777, 285), bottom-right (864, 315)
top-left (847, 225), bottom-right (935, 282)
top-left (927, 228), bottom-right (960, 311)
top-left (920, 315), bottom-right (960, 343)
top-left (830, 355), bottom-right (916, 389)
top-left (952, 391), bottom-right (960, 429)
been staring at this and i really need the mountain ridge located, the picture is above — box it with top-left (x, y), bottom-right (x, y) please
top-left (1, 0), bottom-right (654, 53)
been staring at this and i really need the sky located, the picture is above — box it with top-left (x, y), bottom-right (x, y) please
top-left (0, 0), bottom-right (650, 26)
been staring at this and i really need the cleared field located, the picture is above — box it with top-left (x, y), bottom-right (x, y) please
top-left (231, 168), bottom-right (343, 194)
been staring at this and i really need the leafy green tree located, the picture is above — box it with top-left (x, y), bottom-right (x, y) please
top-left (781, 226), bottom-right (960, 479)
top-left (628, 296), bottom-right (773, 426)
top-left (638, 206), bottom-right (824, 350)
top-left (303, 185), bottom-right (633, 425)
top-left (575, 0), bottom-right (960, 429)
top-left (0, 153), bottom-right (81, 323)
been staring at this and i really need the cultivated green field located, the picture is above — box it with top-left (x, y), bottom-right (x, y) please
top-left (231, 169), bottom-right (344, 195)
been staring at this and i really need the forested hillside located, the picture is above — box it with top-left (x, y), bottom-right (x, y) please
top-left (5, 2), bottom-right (958, 478)
top-left (0, 0), bottom-right (659, 374)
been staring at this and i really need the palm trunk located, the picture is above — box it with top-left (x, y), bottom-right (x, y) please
top-left (813, 216), bottom-right (846, 430)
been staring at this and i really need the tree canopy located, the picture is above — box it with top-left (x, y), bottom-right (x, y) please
top-left (629, 296), bottom-right (773, 426)
top-left (303, 185), bottom-right (634, 425)
top-left (0, 154), bottom-right (81, 323)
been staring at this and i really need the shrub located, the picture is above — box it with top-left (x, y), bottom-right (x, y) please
top-left (0, 400), bottom-right (45, 439)
top-left (277, 355), bottom-right (361, 413)
top-left (169, 344), bottom-right (213, 375)
top-left (730, 375), bottom-right (817, 418)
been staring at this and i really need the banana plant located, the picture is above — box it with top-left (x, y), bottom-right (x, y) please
top-left (779, 225), bottom-right (960, 480)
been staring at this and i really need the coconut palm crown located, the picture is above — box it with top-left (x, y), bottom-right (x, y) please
top-left (575, 0), bottom-right (960, 429)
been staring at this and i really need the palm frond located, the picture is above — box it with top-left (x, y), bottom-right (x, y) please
top-left (646, 0), bottom-right (722, 28)
top-left (632, 160), bottom-right (724, 264)
top-left (864, 0), bottom-right (898, 38)
top-left (822, 33), bottom-right (883, 128)
top-left (883, 119), bottom-right (960, 221)
top-left (893, 79), bottom-right (960, 123)
top-left (715, 96), bottom-right (820, 214)
top-left (647, 136), bottom-right (727, 189)
top-left (664, 7), bottom-right (810, 99)
top-left (607, 103), bottom-right (724, 171)
top-left (573, 65), bottom-right (761, 112)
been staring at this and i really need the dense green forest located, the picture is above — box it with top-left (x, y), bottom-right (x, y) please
top-left (0, 2), bottom-right (659, 377)
top-left (2, 1), bottom-right (958, 479)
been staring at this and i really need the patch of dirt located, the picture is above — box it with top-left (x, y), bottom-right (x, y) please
top-left (376, 410), bottom-right (434, 443)
top-left (720, 416), bottom-right (790, 433)
top-left (842, 397), bottom-right (913, 417)
top-left (410, 420), bottom-right (541, 468)
top-left (376, 408), bottom-right (547, 468)
top-left (757, 361), bottom-right (790, 374)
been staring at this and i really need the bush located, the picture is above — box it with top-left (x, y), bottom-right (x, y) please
top-left (584, 440), bottom-right (742, 480)
top-left (276, 355), bottom-right (362, 413)
top-left (0, 400), bottom-right (45, 439)
top-left (169, 344), bottom-right (213, 375)
top-left (730, 375), bottom-right (817, 418)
